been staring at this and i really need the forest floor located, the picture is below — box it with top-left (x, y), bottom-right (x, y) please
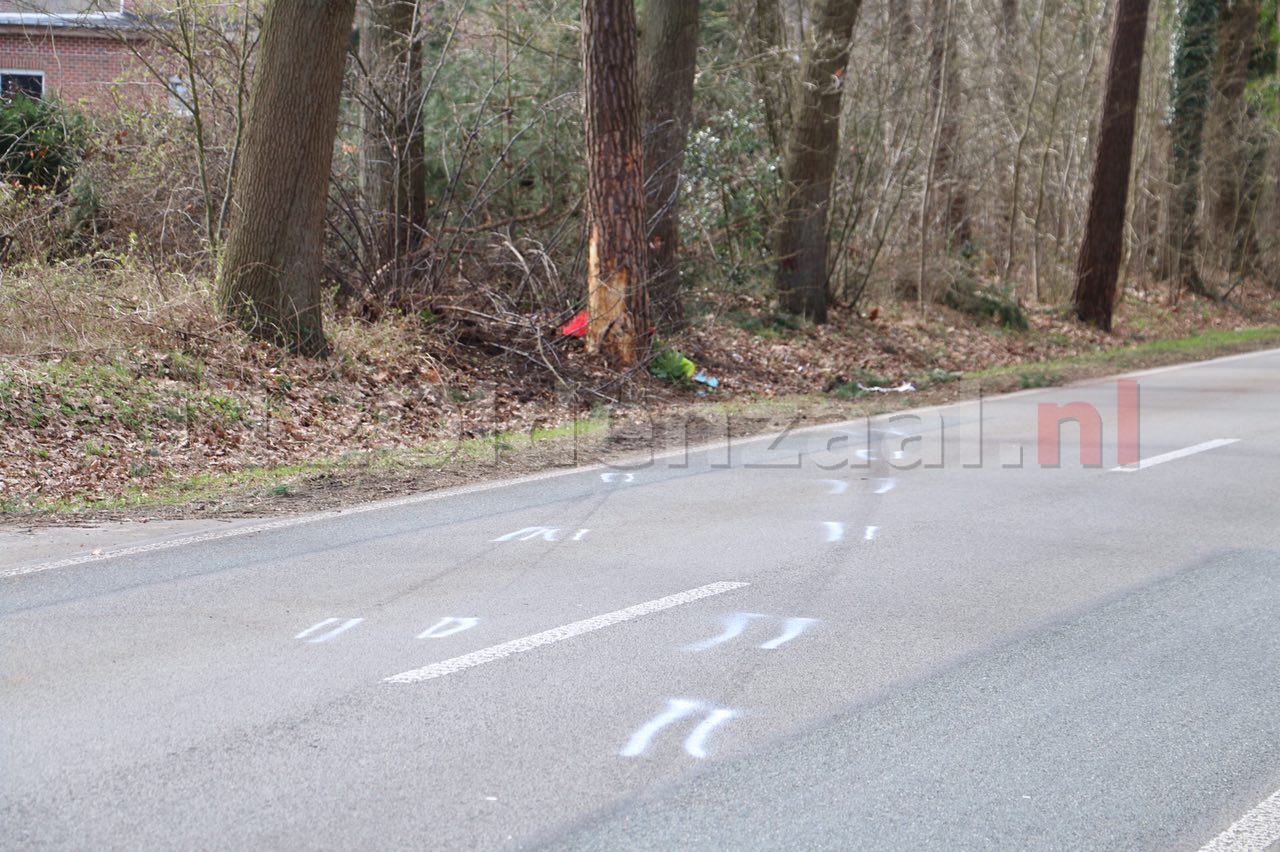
top-left (3, 266), bottom-right (1280, 525)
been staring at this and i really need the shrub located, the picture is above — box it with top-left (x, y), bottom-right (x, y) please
top-left (0, 94), bottom-right (89, 193)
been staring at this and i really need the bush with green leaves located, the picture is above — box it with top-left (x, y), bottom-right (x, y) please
top-left (0, 94), bottom-right (89, 193)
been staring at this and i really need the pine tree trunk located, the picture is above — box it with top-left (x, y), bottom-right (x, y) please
top-left (639, 0), bottom-right (699, 331)
top-left (773, 0), bottom-right (862, 323)
top-left (1165, 0), bottom-right (1218, 294)
top-left (582, 0), bottom-right (649, 367)
top-left (1072, 0), bottom-right (1152, 332)
top-left (359, 0), bottom-right (427, 296)
top-left (1205, 0), bottom-right (1262, 277)
top-left (218, 0), bottom-right (356, 357)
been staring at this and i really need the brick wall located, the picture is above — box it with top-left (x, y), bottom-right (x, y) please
top-left (1, 28), bottom-right (161, 107)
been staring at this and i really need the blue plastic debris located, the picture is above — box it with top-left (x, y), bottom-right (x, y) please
top-left (693, 372), bottom-right (719, 389)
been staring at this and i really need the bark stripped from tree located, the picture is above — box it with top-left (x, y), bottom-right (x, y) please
top-left (582, 0), bottom-right (649, 366)
top-left (359, 0), bottom-right (427, 295)
top-left (218, 0), bottom-right (356, 357)
top-left (1072, 0), bottom-right (1152, 332)
top-left (774, 0), bottom-right (862, 323)
top-left (639, 0), bottom-right (699, 331)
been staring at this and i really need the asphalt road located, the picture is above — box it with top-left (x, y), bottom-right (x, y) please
top-left (3, 349), bottom-right (1279, 850)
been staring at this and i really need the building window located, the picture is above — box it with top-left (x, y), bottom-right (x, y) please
top-left (0, 71), bottom-right (44, 100)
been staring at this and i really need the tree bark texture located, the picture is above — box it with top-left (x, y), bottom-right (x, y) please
top-left (926, 0), bottom-right (970, 247)
top-left (773, 0), bottom-right (862, 323)
top-left (639, 0), bottom-right (699, 331)
top-left (1165, 0), bottom-right (1218, 292)
top-left (218, 0), bottom-right (356, 357)
top-left (1072, 0), bottom-right (1152, 332)
top-left (1205, 0), bottom-right (1262, 276)
top-left (359, 0), bottom-right (427, 294)
top-left (582, 0), bottom-right (649, 366)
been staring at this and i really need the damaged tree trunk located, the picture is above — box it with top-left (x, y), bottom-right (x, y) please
top-left (581, 0), bottom-right (650, 366)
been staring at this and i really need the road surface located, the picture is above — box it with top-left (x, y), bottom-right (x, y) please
top-left (3, 349), bottom-right (1279, 850)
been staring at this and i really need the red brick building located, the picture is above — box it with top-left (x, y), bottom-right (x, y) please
top-left (0, 1), bottom-right (160, 106)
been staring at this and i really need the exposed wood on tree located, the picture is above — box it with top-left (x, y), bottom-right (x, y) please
top-left (639, 0), bottom-right (699, 331)
top-left (218, 0), bottom-right (357, 357)
top-left (581, 0), bottom-right (650, 366)
top-left (1072, 0), bottom-right (1153, 331)
top-left (774, 0), bottom-right (862, 323)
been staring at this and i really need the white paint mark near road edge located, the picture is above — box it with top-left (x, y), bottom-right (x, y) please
top-left (821, 479), bottom-right (849, 495)
top-left (683, 708), bottom-right (737, 759)
top-left (686, 612), bottom-right (767, 651)
top-left (759, 617), bottom-right (818, 650)
top-left (416, 617), bottom-right (480, 640)
top-left (620, 699), bottom-right (701, 757)
top-left (864, 525), bottom-right (879, 541)
top-left (384, 581), bottom-right (749, 684)
top-left (296, 617), bottom-right (364, 643)
top-left (1110, 438), bottom-right (1240, 472)
top-left (823, 522), bottom-right (844, 543)
top-left (1197, 786), bottom-right (1280, 852)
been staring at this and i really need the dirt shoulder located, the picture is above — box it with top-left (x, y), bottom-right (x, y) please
top-left (3, 277), bottom-right (1279, 526)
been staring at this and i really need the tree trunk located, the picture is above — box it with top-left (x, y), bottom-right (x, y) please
top-left (582, 0), bottom-right (650, 367)
top-left (746, 0), bottom-right (792, 153)
top-left (1165, 0), bottom-right (1218, 294)
top-left (773, 0), bottom-right (862, 323)
top-left (1205, 0), bottom-right (1262, 277)
top-left (926, 0), bottom-right (970, 248)
top-left (639, 0), bottom-right (699, 331)
top-left (218, 0), bottom-right (356, 357)
top-left (1073, 0), bottom-right (1152, 332)
top-left (359, 0), bottom-right (427, 295)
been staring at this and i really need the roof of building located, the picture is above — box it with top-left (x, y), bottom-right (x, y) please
top-left (0, 1), bottom-right (137, 29)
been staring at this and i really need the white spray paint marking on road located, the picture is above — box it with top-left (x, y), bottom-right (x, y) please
top-left (823, 522), bottom-right (845, 542)
top-left (864, 525), bottom-right (879, 541)
top-left (686, 612), bottom-right (767, 651)
top-left (1110, 438), bottom-right (1240, 472)
top-left (682, 707), bottom-right (737, 759)
top-left (296, 617), bottom-right (363, 643)
top-left (492, 526), bottom-right (561, 542)
top-left (1197, 786), bottom-right (1280, 852)
top-left (384, 581), bottom-right (749, 684)
top-left (294, 618), bottom-right (340, 640)
top-left (416, 617), bottom-right (480, 640)
top-left (491, 526), bottom-right (589, 542)
top-left (873, 478), bottom-right (897, 495)
top-left (620, 699), bottom-right (701, 757)
top-left (600, 472), bottom-right (635, 483)
top-left (758, 617), bottom-right (818, 650)
top-left (620, 699), bottom-right (738, 759)
top-left (822, 479), bottom-right (850, 495)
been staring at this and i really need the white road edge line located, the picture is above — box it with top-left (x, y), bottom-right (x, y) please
top-left (1198, 787), bottom-right (1280, 852)
top-left (384, 581), bottom-right (749, 684)
top-left (1110, 438), bottom-right (1239, 472)
top-left (9, 346), bottom-right (1277, 580)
